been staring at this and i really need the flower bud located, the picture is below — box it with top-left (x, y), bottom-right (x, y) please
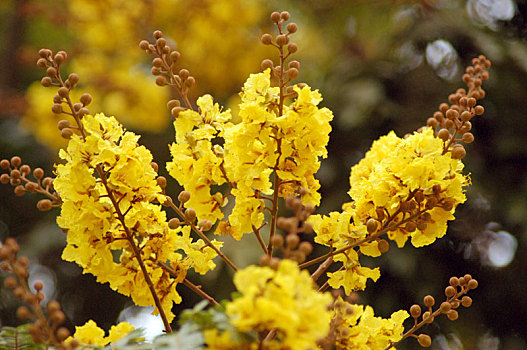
top-left (185, 208), bottom-right (197, 222)
top-left (261, 33), bottom-right (273, 45)
top-left (178, 190), bottom-right (191, 203)
top-left (418, 334), bottom-right (432, 347)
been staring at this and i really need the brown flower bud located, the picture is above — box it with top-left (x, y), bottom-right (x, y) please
top-left (139, 40), bottom-right (150, 50)
top-left (474, 105), bottom-right (484, 115)
top-left (51, 103), bottom-right (63, 114)
top-left (468, 279), bottom-right (478, 289)
top-left (178, 190), bottom-right (191, 203)
top-left (0, 174), bottom-right (9, 184)
top-left (261, 33), bottom-right (273, 45)
top-left (276, 35), bottom-right (288, 46)
top-left (56, 327), bottom-right (71, 341)
top-left (410, 304), bottom-right (422, 318)
top-left (269, 257), bottom-right (281, 270)
top-left (445, 286), bottom-right (456, 298)
top-left (153, 30), bottom-right (163, 39)
top-left (366, 218), bottom-right (378, 234)
top-left (259, 254), bottom-right (271, 266)
top-left (270, 12), bottom-right (281, 22)
top-left (179, 69), bottom-right (190, 79)
top-left (405, 221), bottom-right (417, 232)
top-left (168, 218), bottom-right (181, 229)
top-left (451, 145), bottom-right (466, 159)
top-left (1, 159), bottom-right (10, 169)
top-left (42, 177), bottom-right (53, 187)
top-left (57, 120), bottom-right (70, 130)
top-left (170, 51), bottom-right (180, 62)
top-left (440, 301), bottom-right (452, 313)
top-left (51, 310), bottom-right (66, 324)
top-left (4, 276), bottom-right (17, 289)
top-left (447, 309), bottom-right (458, 320)
top-left (16, 306), bottom-right (32, 319)
top-left (156, 176), bottom-right (167, 189)
top-left (422, 311), bottom-right (434, 323)
top-left (288, 43), bottom-right (298, 54)
top-left (280, 11), bottom-right (290, 20)
top-left (423, 295), bottom-right (435, 307)
top-left (37, 58), bottom-right (48, 68)
top-left (185, 208), bottom-right (197, 222)
top-left (37, 199), bottom-right (53, 211)
top-left (418, 334), bottom-right (432, 347)
top-left (461, 296), bottom-right (472, 307)
top-left (10, 156), bottom-right (21, 167)
top-left (14, 185), bottom-right (25, 196)
top-left (41, 76), bottom-right (52, 87)
top-left (271, 234), bottom-right (284, 248)
top-left (299, 241), bottom-right (313, 255)
top-left (286, 234), bottom-right (300, 249)
top-left (378, 239), bottom-right (390, 253)
top-left (286, 22), bottom-right (297, 33)
top-left (156, 37), bottom-right (166, 48)
top-left (155, 76), bottom-right (167, 86)
top-left (438, 128), bottom-right (450, 141)
top-left (61, 128), bottom-right (74, 139)
top-left (68, 73), bottom-right (79, 86)
top-left (80, 93), bottom-right (92, 106)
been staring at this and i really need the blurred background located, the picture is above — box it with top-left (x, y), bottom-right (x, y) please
top-left (1, 0), bottom-right (526, 348)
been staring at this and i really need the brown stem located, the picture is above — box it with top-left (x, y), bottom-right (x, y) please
top-left (252, 224), bottom-right (269, 254)
top-left (183, 279), bottom-right (219, 306)
top-left (165, 197), bottom-right (238, 271)
top-left (311, 256), bottom-right (333, 282)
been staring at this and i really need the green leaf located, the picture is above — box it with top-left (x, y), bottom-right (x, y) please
top-left (0, 324), bottom-right (46, 350)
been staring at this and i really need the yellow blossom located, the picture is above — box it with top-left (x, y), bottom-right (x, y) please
top-left (226, 260), bottom-right (332, 350)
top-left (67, 320), bottom-right (135, 347)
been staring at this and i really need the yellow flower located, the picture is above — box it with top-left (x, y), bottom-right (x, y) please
top-left (226, 260), bottom-right (332, 349)
top-left (67, 320), bottom-right (135, 347)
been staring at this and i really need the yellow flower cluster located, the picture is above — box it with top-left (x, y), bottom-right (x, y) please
top-left (168, 70), bottom-right (333, 240)
top-left (349, 127), bottom-right (468, 247)
top-left (310, 127), bottom-right (468, 294)
top-left (67, 320), bottom-right (135, 347)
top-left (331, 297), bottom-right (409, 349)
top-left (54, 113), bottom-right (222, 322)
top-left (225, 259), bottom-right (332, 349)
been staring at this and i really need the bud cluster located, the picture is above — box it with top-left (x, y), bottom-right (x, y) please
top-left (407, 274), bottom-right (479, 347)
top-left (426, 55), bottom-right (491, 159)
top-left (140, 31), bottom-right (195, 115)
top-left (262, 189), bottom-right (315, 268)
top-left (1, 238), bottom-right (71, 348)
top-left (0, 156), bottom-right (61, 211)
top-left (37, 48), bottom-right (93, 140)
top-left (260, 11), bottom-right (303, 97)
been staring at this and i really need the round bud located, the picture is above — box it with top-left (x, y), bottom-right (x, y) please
top-left (42, 177), bottom-right (53, 187)
top-left (37, 199), bottom-right (53, 211)
top-left (299, 241), bottom-right (313, 255)
top-left (34, 280), bottom-right (44, 291)
top-left (427, 118), bottom-right (438, 128)
top-left (171, 106), bottom-right (186, 117)
top-left (423, 295), bottom-right (435, 307)
top-left (167, 99), bottom-right (181, 110)
top-left (404, 221), bottom-right (417, 232)
top-left (156, 38), bottom-right (166, 48)
top-left (440, 301), bottom-right (452, 313)
top-left (410, 304), bottom-right (422, 318)
top-left (449, 276), bottom-right (459, 286)
top-left (46, 67), bottom-right (57, 78)
top-left (461, 296), bottom-right (472, 307)
top-left (451, 145), bottom-right (466, 159)
top-left (468, 279), bottom-right (478, 289)
top-left (376, 207), bottom-right (386, 219)
top-left (170, 51), bottom-right (180, 62)
top-left (185, 208), bottom-right (197, 222)
top-left (445, 109), bottom-right (459, 120)
top-left (445, 285), bottom-right (456, 298)
top-left (51, 310), bottom-right (66, 324)
top-left (447, 309), bottom-right (458, 321)
top-left (20, 165), bottom-right (30, 174)
top-left (269, 257), bottom-right (281, 270)
top-left (0, 174), bottom-right (9, 184)
top-left (24, 182), bottom-right (37, 193)
top-left (4, 276), bottom-right (17, 289)
top-left (422, 311), bottom-right (434, 323)
top-left (185, 76), bottom-right (196, 88)
top-left (467, 97), bottom-right (477, 107)
top-left (37, 58), bottom-right (48, 68)
top-left (259, 254), bottom-right (271, 266)
top-left (156, 176), bottom-right (167, 189)
top-left (198, 219), bottom-right (213, 231)
top-left (464, 273), bottom-right (472, 281)
top-left (418, 334), bottom-right (432, 347)
top-left (378, 239), bottom-right (390, 253)
top-left (474, 105), bottom-right (484, 115)
top-left (16, 306), bottom-right (32, 319)
top-left (280, 11), bottom-right (290, 20)
top-left (271, 234), bottom-right (284, 248)
top-left (14, 185), bottom-right (25, 196)
top-left (270, 12), bottom-right (281, 22)
top-left (438, 128), bottom-right (450, 141)
top-left (462, 132), bottom-right (474, 143)
top-left (366, 218), bottom-right (378, 234)
top-left (0, 159), bottom-right (10, 169)
top-left (287, 67), bottom-right (299, 79)
top-left (168, 218), bottom-right (180, 229)
top-left (57, 119), bottom-right (70, 130)
top-left (286, 234), bottom-right (300, 249)
top-left (61, 128), bottom-right (74, 139)
top-left (153, 57), bottom-right (164, 68)
top-left (80, 93), bottom-right (92, 106)
top-left (13, 286), bottom-right (24, 299)
top-left (68, 73), bottom-right (79, 86)
top-left (56, 327), bottom-right (71, 341)
top-left (289, 60), bottom-right (300, 69)
top-left (155, 76), bottom-right (167, 86)
top-left (179, 69), bottom-right (190, 79)
top-left (276, 35), bottom-right (288, 46)
top-left (151, 66), bottom-right (161, 75)
top-left (286, 22), bottom-right (297, 33)
top-left (47, 300), bottom-right (61, 313)
top-left (261, 33), bottom-right (273, 45)
top-left (41, 76), bottom-right (52, 87)
top-left (261, 59), bottom-right (274, 70)
top-left (51, 103), bottom-right (63, 114)
top-left (445, 119), bottom-right (454, 129)
top-left (139, 40), bottom-right (150, 50)
top-left (178, 190), bottom-right (191, 203)
top-left (38, 48), bottom-right (50, 58)
top-left (153, 30), bottom-right (163, 39)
